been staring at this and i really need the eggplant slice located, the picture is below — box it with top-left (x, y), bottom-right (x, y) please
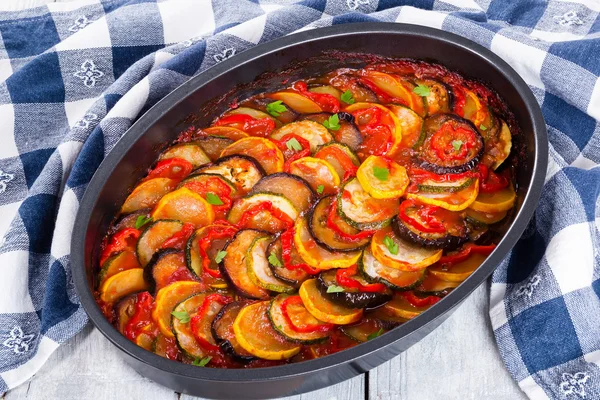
top-left (317, 270), bottom-right (392, 309)
top-left (211, 302), bottom-right (256, 362)
top-left (249, 172), bottom-right (315, 213)
top-left (393, 214), bottom-right (468, 250)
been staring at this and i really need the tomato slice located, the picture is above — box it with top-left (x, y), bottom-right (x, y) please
top-left (183, 175), bottom-right (234, 218)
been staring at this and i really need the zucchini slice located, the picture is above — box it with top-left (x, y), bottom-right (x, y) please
top-left (185, 224), bottom-right (233, 286)
top-left (382, 292), bottom-right (430, 320)
top-left (212, 302), bottom-right (256, 362)
top-left (406, 178), bottom-right (479, 211)
top-left (220, 137), bottom-right (285, 175)
top-left (469, 183), bottom-right (516, 213)
top-left (360, 70), bottom-right (425, 115)
top-left (136, 219), bottom-right (184, 267)
top-left (151, 187), bottom-right (215, 228)
top-left (220, 230), bottom-right (270, 299)
top-left (233, 301), bottom-right (301, 360)
top-left (269, 91), bottom-right (322, 114)
top-left (268, 294), bottom-right (331, 344)
top-left (371, 228), bottom-right (442, 272)
top-left (270, 120), bottom-right (333, 152)
top-left (246, 236), bottom-right (294, 293)
top-left (121, 178), bottom-right (177, 214)
top-left (429, 252), bottom-right (487, 283)
top-left (317, 270), bottom-right (392, 309)
top-left (294, 217), bottom-right (361, 270)
top-left (465, 208), bottom-right (507, 225)
top-left (98, 251), bottom-right (141, 287)
top-left (301, 113), bottom-right (363, 152)
top-left (309, 85), bottom-right (341, 99)
top-left (152, 280), bottom-right (205, 337)
top-left (416, 176), bottom-right (474, 194)
top-left (388, 105), bottom-right (424, 148)
top-left (299, 279), bottom-right (363, 325)
top-left (414, 272), bottom-right (459, 297)
top-left (360, 248), bottom-right (425, 291)
top-left (356, 155), bottom-right (409, 199)
top-left (308, 196), bottom-right (370, 253)
top-left (337, 178), bottom-right (398, 230)
top-left (99, 268), bottom-right (148, 304)
top-left (198, 155), bottom-right (265, 195)
top-left (194, 136), bottom-right (234, 161)
top-left (462, 90), bottom-right (488, 127)
top-left (266, 237), bottom-right (309, 287)
top-left (228, 192), bottom-right (298, 233)
top-left (288, 157), bottom-right (340, 196)
top-left (249, 173), bottom-right (315, 213)
top-left (144, 249), bottom-right (186, 293)
top-left (201, 126), bottom-right (249, 141)
top-left (171, 293), bottom-right (209, 359)
top-left (159, 143), bottom-right (211, 168)
top-left (341, 319), bottom-right (385, 343)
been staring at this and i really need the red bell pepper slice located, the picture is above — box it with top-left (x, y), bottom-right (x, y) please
top-left (429, 123), bottom-right (478, 162)
top-left (326, 200), bottom-right (374, 242)
top-left (99, 228), bottom-right (140, 266)
top-left (291, 81), bottom-right (340, 113)
top-left (438, 243), bottom-right (496, 266)
top-left (280, 295), bottom-right (334, 333)
top-left (183, 176), bottom-right (234, 217)
top-left (197, 225), bottom-right (238, 279)
top-left (190, 293), bottom-right (233, 351)
top-left (160, 223), bottom-right (195, 251)
top-left (124, 292), bottom-right (155, 341)
top-left (316, 144), bottom-right (358, 181)
top-left (335, 265), bottom-right (387, 293)
top-left (280, 228), bottom-right (320, 275)
top-left (402, 291), bottom-right (441, 307)
top-left (477, 164), bottom-right (509, 193)
top-left (146, 157), bottom-right (193, 181)
top-left (214, 113), bottom-right (275, 137)
top-left (274, 134), bottom-right (312, 172)
top-left (398, 199), bottom-right (446, 234)
top-left (351, 107), bottom-right (394, 156)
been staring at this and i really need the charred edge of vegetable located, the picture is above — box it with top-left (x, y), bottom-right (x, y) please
top-left (392, 215), bottom-right (468, 251)
top-left (143, 248), bottom-right (182, 293)
top-left (307, 196), bottom-right (370, 253)
top-left (211, 302), bottom-right (256, 363)
top-left (316, 271), bottom-right (392, 309)
top-left (209, 154), bottom-right (267, 177)
top-left (464, 215), bottom-right (488, 230)
top-left (418, 114), bottom-right (484, 174)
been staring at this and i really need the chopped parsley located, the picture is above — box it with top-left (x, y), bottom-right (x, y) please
top-left (268, 252), bottom-right (283, 268)
top-left (286, 138), bottom-right (303, 151)
top-left (326, 285), bottom-right (345, 293)
top-left (192, 356), bottom-right (212, 367)
top-left (266, 100), bottom-right (287, 117)
top-left (341, 90), bottom-right (355, 105)
top-left (171, 310), bottom-right (190, 323)
top-left (316, 185), bottom-right (325, 194)
top-left (413, 84), bottom-right (430, 97)
top-left (383, 235), bottom-right (399, 255)
top-left (373, 166), bottom-right (389, 181)
top-left (206, 192), bottom-right (224, 205)
top-left (322, 113), bottom-right (341, 131)
top-left (214, 250), bottom-right (227, 264)
top-left (367, 328), bottom-right (385, 341)
top-left (479, 124), bottom-right (487, 131)
top-left (135, 215), bottom-right (152, 229)
top-left (451, 139), bottom-right (464, 152)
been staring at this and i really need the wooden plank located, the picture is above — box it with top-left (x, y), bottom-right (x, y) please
top-left (368, 285), bottom-right (526, 400)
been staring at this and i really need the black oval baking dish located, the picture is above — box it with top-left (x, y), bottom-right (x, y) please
top-left (71, 23), bottom-right (547, 399)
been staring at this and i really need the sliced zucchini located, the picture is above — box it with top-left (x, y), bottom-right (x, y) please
top-left (356, 155), bottom-right (409, 199)
top-left (341, 319), bottom-right (385, 343)
top-left (465, 208), bottom-right (507, 225)
top-left (212, 302), bottom-right (256, 362)
top-left (233, 301), bottom-right (301, 360)
top-left (389, 105), bottom-right (425, 148)
top-left (220, 230), bottom-right (270, 299)
top-left (406, 178), bottom-right (479, 211)
top-left (99, 268), bottom-right (148, 304)
top-left (121, 178), bottom-right (177, 214)
top-left (159, 143), bottom-right (211, 168)
top-left (469, 183), bottom-right (516, 213)
top-left (371, 228), bottom-right (442, 272)
top-left (194, 136), bottom-right (234, 161)
top-left (462, 90), bottom-right (488, 127)
top-left (270, 120), bottom-right (333, 152)
top-left (288, 157), bottom-right (340, 196)
top-left (429, 252), bottom-right (487, 283)
top-left (144, 249), bottom-right (186, 293)
top-left (137, 219), bottom-right (184, 267)
top-left (414, 272), bottom-right (459, 297)
top-left (98, 251), bottom-right (141, 287)
top-left (152, 280), bottom-right (205, 337)
top-left (309, 85), bottom-right (342, 99)
top-left (268, 294), bottom-right (330, 344)
top-left (360, 70), bottom-right (425, 115)
top-left (359, 248), bottom-right (425, 291)
top-left (197, 155), bottom-right (265, 195)
top-left (301, 113), bottom-right (363, 152)
top-left (228, 192), bottom-right (298, 233)
top-left (247, 236), bottom-right (294, 293)
top-left (416, 176), bottom-right (474, 193)
top-left (249, 173), bottom-right (315, 214)
top-left (337, 178), bottom-right (398, 230)
top-left (151, 187), bottom-right (215, 228)
top-left (220, 137), bottom-right (285, 175)
top-left (294, 217), bottom-right (361, 270)
top-left (266, 237), bottom-right (309, 287)
top-left (171, 293), bottom-right (208, 359)
top-left (185, 224), bottom-right (234, 284)
top-left (299, 279), bottom-right (363, 325)
top-left (382, 292), bottom-right (430, 320)
top-left (269, 91), bottom-right (322, 114)
top-left (308, 196), bottom-right (370, 252)
top-left (317, 270), bottom-right (392, 309)
top-left (202, 126), bottom-right (249, 141)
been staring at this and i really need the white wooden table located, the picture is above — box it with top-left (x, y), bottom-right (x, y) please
top-left (1, 0), bottom-right (527, 398)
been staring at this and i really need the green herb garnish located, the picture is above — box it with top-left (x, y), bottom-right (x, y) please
top-left (479, 124), bottom-right (487, 131)
top-left (192, 356), bottom-right (212, 367)
top-left (367, 328), bottom-right (385, 341)
top-left (171, 310), bottom-right (190, 323)
top-left (383, 235), bottom-right (399, 255)
top-left (206, 192), bottom-right (224, 205)
top-left (413, 84), bottom-right (430, 97)
top-left (286, 138), bottom-right (303, 151)
top-left (135, 215), bottom-right (152, 229)
top-left (341, 90), bottom-right (355, 105)
top-left (322, 114), bottom-right (341, 131)
top-left (316, 185), bottom-right (325, 194)
top-left (266, 100), bottom-right (287, 117)
top-left (373, 166), bottom-right (389, 181)
top-left (327, 285), bottom-right (345, 293)
top-left (268, 252), bottom-right (283, 268)
top-left (215, 250), bottom-right (227, 264)
top-left (451, 140), bottom-right (463, 152)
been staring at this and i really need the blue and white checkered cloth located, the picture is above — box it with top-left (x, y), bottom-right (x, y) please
top-left (0, 0), bottom-right (598, 398)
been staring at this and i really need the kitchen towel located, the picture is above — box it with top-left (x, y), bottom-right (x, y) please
top-left (0, 1), bottom-right (598, 398)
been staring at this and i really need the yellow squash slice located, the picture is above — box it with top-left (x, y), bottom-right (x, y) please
top-left (151, 280), bottom-right (205, 337)
top-left (299, 279), bottom-right (363, 325)
top-left (406, 178), bottom-right (479, 211)
top-left (356, 155), bottom-right (409, 199)
top-left (99, 268), bottom-right (148, 304)
top-left (151, 187), bottom-right (215, 227)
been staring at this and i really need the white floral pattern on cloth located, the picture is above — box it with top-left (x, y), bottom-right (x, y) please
top-left (74, 112), bottom-right (100, 129)
top-left (0, 170), bottom-right (14, 194)
top-left (2, 327), bottom-right (35, 354)
top-left (68, 15), bottom-right (94, 32)
top-left (560, 372), bottom-right (590, 398)
top-left (213, 48), bottom-right (236, 63)
top-left (73, 60), bottom-right (105, 88)
top-left (554, 11), bottom-right (584, 27)
top-left (180, 35), bottom-right (206, 48)
top-left (347, 0), bottom-right (370, 11)
top-left (516, 274), bottom-right (541, 299)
